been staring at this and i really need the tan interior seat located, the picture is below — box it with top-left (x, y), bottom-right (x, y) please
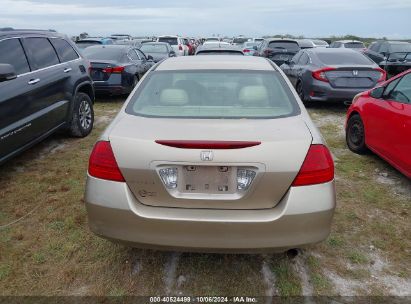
top-left (238, 85), bottom-right (270, 107)
top-left (160, 88), bottom-right (189, 106)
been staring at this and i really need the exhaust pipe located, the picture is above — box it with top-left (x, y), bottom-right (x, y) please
top-left (286, 248), bottom-right (300, 259)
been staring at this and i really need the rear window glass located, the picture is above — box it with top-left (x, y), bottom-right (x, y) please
top-left (50, 38), bottom-right (79, 62)
top-left (126, 71), bottom-right (299, 119)
top-left (390, 43), bottom-right (411, 53)
top-left (268, 41), bottom-right (300, 52)
top-left (345, 42), bottom-right (365, 49)
top-left (82, 47), bottom-right (124, 61)
top-left (317, 52), bottom-right (372, 65)
top-left (158, 37), bottom-right (178, 45)
top-left (140, 44), bottom-right (168, 53)
top-left (76, 41), bottom-right (101, 49)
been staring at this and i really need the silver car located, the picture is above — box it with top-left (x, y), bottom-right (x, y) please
top-left (85, 56), bottom-right (336, 253)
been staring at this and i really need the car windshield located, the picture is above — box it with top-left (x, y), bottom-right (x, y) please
top-left (140, 44), bottom-right (168, 53)
top-left (345, 42), bottom-right (365, 49)
top-left (390, 43), bottom-right (411, 53)
top-left (317, 52), bottom-right (372, 65)
top-left (82, 47), bottom-right (124, 61)
top-left (158, 37), bottom-right (178, 45)
top-left (268, 41), bottom-right (300, 52)
top-left (126, 71), bottom-right (299, 118)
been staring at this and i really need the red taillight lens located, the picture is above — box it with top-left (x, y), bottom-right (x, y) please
top-left (88, 141), bottom-right (125, 182)
top-left (312, 67), bottom-right (336, 82)
top-left (179, 44), bottom-right (183, 51)
top-left (292, 145), bottom-right (334, 186)
top-left (243, 49), bottom-right (250, 53)
top-left (374, 68), bottom-right (387, 83)
top-left (102, 66), bottom-right (124, 74)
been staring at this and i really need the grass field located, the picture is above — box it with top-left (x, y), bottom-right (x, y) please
top-left (0, 98), bottom-right (410, 296)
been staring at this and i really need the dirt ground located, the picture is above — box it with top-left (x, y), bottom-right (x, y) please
top-left (0, 98), bottom-right (410, 297)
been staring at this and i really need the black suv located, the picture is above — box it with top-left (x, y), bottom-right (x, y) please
top-left (255, 39), bottom-right (301, 66)
top-left (0, 28), bottom-right (95, 164)
top-left (364, 41), bottom-right (411, 78)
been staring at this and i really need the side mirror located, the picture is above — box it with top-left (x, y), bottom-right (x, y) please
top-left (147, 55), bottom-right (154, 61)
top-left (370, 86), bottom-right (384, 99)
top-left (253, 46), bottom-right (258, 50)
top-left (169, 51), bottom-right (176, 57)
top-left (0, 64), bottom-right (17, 82)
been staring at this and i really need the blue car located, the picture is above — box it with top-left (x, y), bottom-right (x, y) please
top-left (242, 42), bottom-right (260, 56)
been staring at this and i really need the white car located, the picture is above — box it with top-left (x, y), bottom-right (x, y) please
top-left (157, 36), bottom-right (188, 56)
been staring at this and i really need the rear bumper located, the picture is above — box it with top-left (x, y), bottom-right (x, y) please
top-left (93, 83), bottom-right (129, 95)
top-left (85, 175), bottom-right (336, 252)
top-left (307, 82), bottom-right (371, 102)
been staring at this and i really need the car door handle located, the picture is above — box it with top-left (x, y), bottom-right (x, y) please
top-left (28, 78), bottom-right (40, 85)
top-left (64, 68), bottom-right (72, 73)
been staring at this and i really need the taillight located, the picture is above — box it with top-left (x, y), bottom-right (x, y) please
top-left (263, 49), bottom-right (272, 56)
top-left (243, 49), bottom-right (250, 53)
top-left (374, 68), bottom-right (387, 83)
top-left (102, 66), bottom-right (125, 74)
top-left (88, 141), bottom-right (125, 182)
top-left (312, 67), bottom-right (336, 82)
top-left (179, 44), bottom-right (183, 51)
top-left (292, 145), bottom-right (334, 186)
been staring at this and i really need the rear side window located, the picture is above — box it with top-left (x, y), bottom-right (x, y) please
top-left (50, 38), bottom-right (79, 62)
top-left (0, 38), bottom-right (30, 75)
top-left (126, 70), bottom-right (300, 119)
top-left (345, 42), bottom-right (365, 49)
top-left (23, 38), bottom-right (59, 70)
top-left (316, 52), bottom-right (372, 65)
top-left (158, 37), bottom-right (178, 45)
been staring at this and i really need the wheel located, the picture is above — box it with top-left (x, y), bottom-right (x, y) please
top-left (68, 92), bottom-right (94, 138)
top-left (296, 81), bottom-right (306, 102)
top-left (346, 114), bottom-right (368, 154)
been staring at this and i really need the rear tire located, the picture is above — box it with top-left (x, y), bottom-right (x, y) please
top-left (68, 92), bottom-right (94, 138)
top-left (346, 114), bottom-right (368, 154)
top-left (296, 81), bottom-right (306, 102)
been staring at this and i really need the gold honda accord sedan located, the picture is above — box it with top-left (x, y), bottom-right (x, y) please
top-left (85, 56), bottom-right (336, 253)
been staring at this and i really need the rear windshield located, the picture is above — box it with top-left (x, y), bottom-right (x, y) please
top-left (76, 41), bottom-right (101, 49)
top-left (82, 47), bottom-right (124, 61)
top-left (158, 37), bottom-right (178, 45)
top-left (233, 38), bottom-right (249, 45)
top-left (312, 40), bottom-right (328, 46)
top-left (268, 41), bottom-right (300, 52)
top-left (126, 71), bottom-right (299, 119)
top-left (140, 44), bottom-right (168, 53)
top-left (345, 42), bottom-right (365, 49)
top-left (317, 52), bottom-right (372, 65)
top-left (390, 43), bottom-right (411, 53)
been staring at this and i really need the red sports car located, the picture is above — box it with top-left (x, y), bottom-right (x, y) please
top-left (346, 69), bottom-right (411, 178)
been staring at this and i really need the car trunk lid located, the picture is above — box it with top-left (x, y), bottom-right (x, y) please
top-left (325, 66), bottom-right (382, 88)
top-left (109, 115), bottom-right (313, 210)
top-left (89, 60), bottom-right (121, 81)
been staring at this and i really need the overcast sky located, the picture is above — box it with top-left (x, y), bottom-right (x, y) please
top-left (1, 0), bottom-right (410, 38)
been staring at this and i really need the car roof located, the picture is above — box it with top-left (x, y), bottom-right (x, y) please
top-left (336, 40), bottom-right (364, 43)
top-left (0, 28), bottom-right (65, 39)
top-left (266, 38), bottom-right (298, 43)
top-left (84, 45), bottom-right (131, 51)
top-left (156, 56), bottom-right (274, 71)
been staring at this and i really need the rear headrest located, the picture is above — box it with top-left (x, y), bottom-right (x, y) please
top-left (160, 88), bottom-right (189, 106)
top-left (238, 85), bottom-right (269, 107)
